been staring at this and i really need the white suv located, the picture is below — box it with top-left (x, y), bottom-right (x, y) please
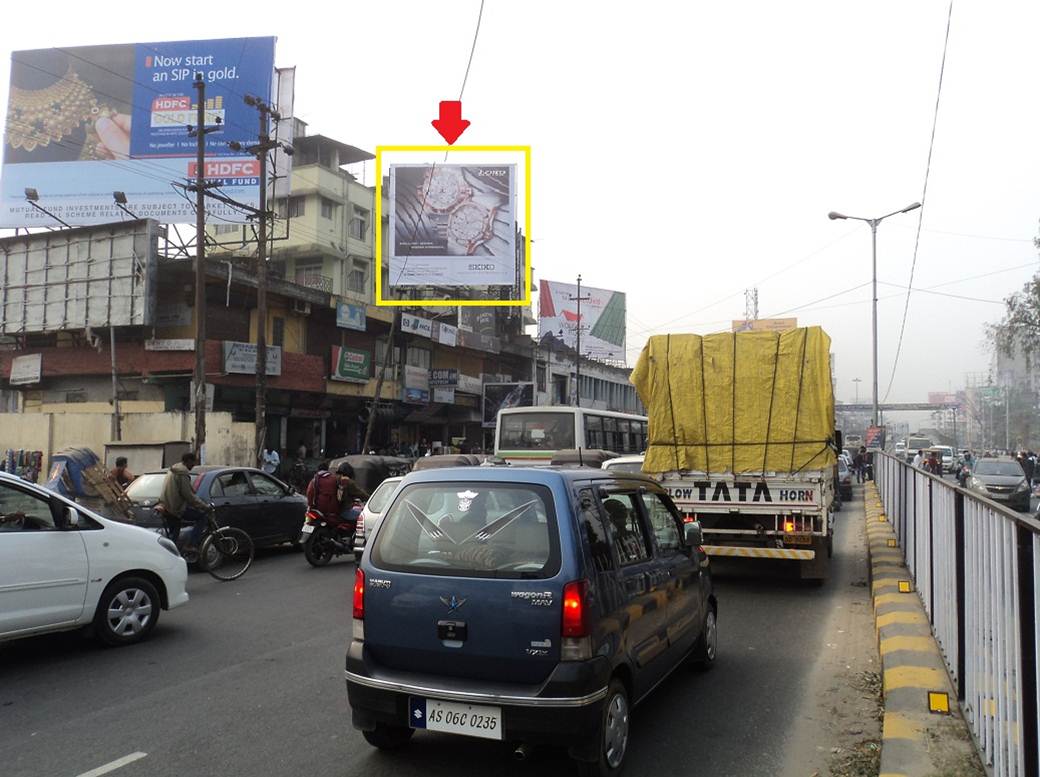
top-left (0, 471), bottom-right (189, 647)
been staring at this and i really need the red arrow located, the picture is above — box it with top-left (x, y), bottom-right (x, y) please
top-left (431, 100), bottom-right (471, 145)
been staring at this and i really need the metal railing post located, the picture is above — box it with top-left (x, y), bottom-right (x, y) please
top-left (928, 477), bottom-right (935, 624)
top-left (1018, 524), bottom-right (1039, 777)
top-left (955, 488), bottom-right (966, 700)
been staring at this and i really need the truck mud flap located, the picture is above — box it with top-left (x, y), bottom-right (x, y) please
top-left (798, 536), bottom-right (831, 582)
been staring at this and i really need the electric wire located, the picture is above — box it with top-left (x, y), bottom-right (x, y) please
top-left (882, 0), bottom-right (954, 403)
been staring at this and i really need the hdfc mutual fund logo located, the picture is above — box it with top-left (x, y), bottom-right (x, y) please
top-left (188, 160), bottom-right (261, 178)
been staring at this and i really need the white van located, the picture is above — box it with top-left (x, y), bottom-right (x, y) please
top-left (0, 472), bottom-right (189, 647)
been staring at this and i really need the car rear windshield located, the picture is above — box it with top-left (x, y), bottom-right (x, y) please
top-left (370, 482), bottom-right (561, 579)
top-left (975, 460), bottom-right (1024, 477)
top-left (499, 412), bottom-right (575, 450)
top-left (366, 479), bottom-right (400, 514)
top-left (605, 460), bottom-right (644, 473)
top-left (124, 473), bottom-right (167, 501)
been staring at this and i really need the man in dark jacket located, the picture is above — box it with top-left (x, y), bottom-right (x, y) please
top-left (158, 451), bottom-right (211, 549)
top-left (306, 461), bottom-right (341, 517)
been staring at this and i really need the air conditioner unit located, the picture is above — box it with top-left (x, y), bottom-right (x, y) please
top-left (291, 300), bottom-right (311, 316)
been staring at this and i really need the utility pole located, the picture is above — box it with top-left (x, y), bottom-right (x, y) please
top-left (569, 274), bottom-right (590, 408)
top-left (363, 310), bottom-right (400, 454)
top-left (233, 95), bottom-right (284, 466)
top-left (1006, 384), bottom-right (1011, 451)
top-left (186, 74), bottom-right (221, 460)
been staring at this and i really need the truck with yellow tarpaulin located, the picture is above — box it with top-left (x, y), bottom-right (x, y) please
top-left (630, 326), bottom-right (836, 581)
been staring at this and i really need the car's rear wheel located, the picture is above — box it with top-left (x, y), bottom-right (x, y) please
top-left (691, 607), bottom-right (718, 670)
top-left (577, 678), bottom-right (629, 777)
top-left (93, 576), bottom-right (160, 646)
top-left (362, 724), bottom-right (414, 750)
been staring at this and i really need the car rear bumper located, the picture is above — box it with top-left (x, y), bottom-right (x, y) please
top-left (345, 641), bottom-right (609, 749)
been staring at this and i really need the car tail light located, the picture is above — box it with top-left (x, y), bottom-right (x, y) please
top-left (192, 475), bottom-right (204, 492)
top-left (562, 580), bottom-right (588, 638)
top-left (353, 568), bottom-right (365, 620)
top-left (356, 513), bottom-right (365, 536)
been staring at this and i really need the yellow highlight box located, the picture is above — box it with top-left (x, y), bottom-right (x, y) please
top-left (928, 691), bottom-right (951, 714)
top-left (374, 145), bottom-right (532, 307)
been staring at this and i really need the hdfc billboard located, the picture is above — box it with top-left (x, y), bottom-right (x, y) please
top-left (0, 37), bottom-right (278, 227)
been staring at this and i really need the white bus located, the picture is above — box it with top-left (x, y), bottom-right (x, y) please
top-left (494, 407), bottom-right (649, 466)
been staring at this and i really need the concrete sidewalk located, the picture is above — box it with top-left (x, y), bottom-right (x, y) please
top-left (863, 482), bottom-right (984, 777)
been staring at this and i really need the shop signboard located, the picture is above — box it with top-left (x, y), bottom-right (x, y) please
top-left (331, 346), bottom-right (370, 382)
top-left (336, 302), bottom-right (366, 331)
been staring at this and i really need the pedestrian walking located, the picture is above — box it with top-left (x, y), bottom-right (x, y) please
top-left (912, 449), bottom-right (924, 469)
top-left (853, 447), bottom-right (866, 483)
top-left (262, 447), bottom-right (280, 476)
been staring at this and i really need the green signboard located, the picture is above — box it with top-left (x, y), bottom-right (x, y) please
top-left (331, 346), bottom-right (370, 382)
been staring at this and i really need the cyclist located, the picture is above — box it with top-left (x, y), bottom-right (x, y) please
top-left (157, 451), bottom-right (212, 552)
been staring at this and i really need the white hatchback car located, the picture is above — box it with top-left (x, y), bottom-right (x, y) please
top-left (601, 454), bottom-right (646, 473)
top-left (352, 476), bottom-right (404, 563)
top-left (0, 471), bottom-right (189, 647)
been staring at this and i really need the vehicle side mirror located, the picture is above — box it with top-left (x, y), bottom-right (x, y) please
top-left (684, 521), bottom-right (703, 549)
top-left (63, 506), bottom-right (81, 530)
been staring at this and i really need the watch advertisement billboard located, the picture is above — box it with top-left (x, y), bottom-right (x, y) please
top-left (538, 279), bottom-right (626, 362)
top-left (482, 381), bottom-right (535, 428)
top-left (388, 164), bottom-right (516, 287)
top-left (330, 346), bottom-right (370, 382)
top-left (1, 37), bottom-right (276, 228)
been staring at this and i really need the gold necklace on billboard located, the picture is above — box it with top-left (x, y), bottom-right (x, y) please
top-left (6, 65), bottom-right (116, 159)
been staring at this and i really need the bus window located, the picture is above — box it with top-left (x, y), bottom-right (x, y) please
top-left (585, 414), bottom-right (604, 449)
top-left (617, 420), bottom-right (632, 453)
top-left (499, 412), bottom-right (576, 450)
top-left (602, 417), bottom-right (618, 453)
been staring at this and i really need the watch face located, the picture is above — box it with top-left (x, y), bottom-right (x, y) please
top-left (448, 201), bottom-right (493, 247)
top-left (421, 169), bottom-right (470, 212)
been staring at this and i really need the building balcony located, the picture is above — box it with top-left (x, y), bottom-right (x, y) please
top-left (294, 272), bottom-right (334, 293)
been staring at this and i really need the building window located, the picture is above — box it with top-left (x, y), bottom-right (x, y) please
top-left (349, 206), bottom-right (369, 240)
top-left (65, 391), bottom-right (87, 403)
top-left (347, 267), bottom-right (366, 294)
top-left (272, 317), bottom-right (285, 348)
top-left (215, 223), bottom-right (239, 235)
top-left (320, 197), bottom-right (337, 220)
top-left (288, 197), bottom-right (305, 218)
top-left (406, 347), bottom-right (431, 369)
top-left (536, 364), bottom-right (546, 393)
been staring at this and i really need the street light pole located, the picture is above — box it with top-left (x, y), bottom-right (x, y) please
top-left (828, 201), bottom-right (921, 427)
top-left (852, 377), bottom-right (861, 404)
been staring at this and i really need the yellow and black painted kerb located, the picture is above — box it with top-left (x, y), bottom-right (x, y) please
top-left (863, 482), bottom-right (974, 777)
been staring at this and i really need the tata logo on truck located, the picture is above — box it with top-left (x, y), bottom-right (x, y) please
top-left (665, 482), bottom-right (816, 505)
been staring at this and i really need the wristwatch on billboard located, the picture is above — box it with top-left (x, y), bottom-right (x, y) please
top-left (447, 195), bottom-right (500, 255)
top-left (419, 167), bottom-right (472, 213)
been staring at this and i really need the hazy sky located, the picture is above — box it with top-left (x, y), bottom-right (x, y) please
top-left (3, 1), bottom-right (1038, 420)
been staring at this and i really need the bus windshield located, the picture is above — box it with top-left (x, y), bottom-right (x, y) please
top-left (499, 412), bottom-right (575, 451)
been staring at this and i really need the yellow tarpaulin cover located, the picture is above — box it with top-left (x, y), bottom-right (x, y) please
top-left (630, 326), bottom-right (836, 474)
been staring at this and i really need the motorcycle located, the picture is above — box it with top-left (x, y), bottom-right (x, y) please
top-left (301, 500), bottom-right (362, 567)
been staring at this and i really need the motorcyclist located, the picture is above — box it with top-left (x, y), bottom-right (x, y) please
top-left (305, 460), bottom-right (340, 518)
top-left (336, 462), bottom-right (370, 523)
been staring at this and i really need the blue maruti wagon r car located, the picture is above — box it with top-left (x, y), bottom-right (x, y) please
top-left (346, 466), bottom-right (718, 776)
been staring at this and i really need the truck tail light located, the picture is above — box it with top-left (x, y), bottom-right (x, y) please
top-left (784, 519), bottom-right (796, 533)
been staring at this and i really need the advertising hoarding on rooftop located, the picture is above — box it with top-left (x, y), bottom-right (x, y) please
top-left (538, 279), bottom-right (626, 362)
top-left (0, 37), bottom-right (277, 227)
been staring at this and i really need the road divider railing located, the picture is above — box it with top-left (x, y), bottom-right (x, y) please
top-left (875, 452), bottom-right (1040, 777)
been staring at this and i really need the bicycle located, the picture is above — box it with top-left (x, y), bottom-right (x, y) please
top-left (156, 504), bottom-right (254, 582)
